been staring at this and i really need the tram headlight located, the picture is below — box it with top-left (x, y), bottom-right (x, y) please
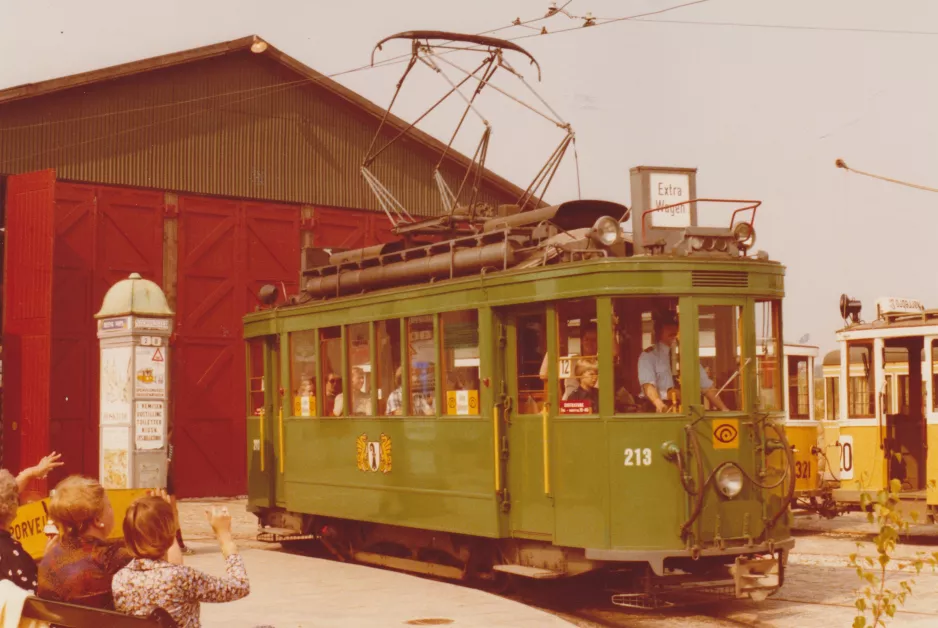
top-left (688, 235), bottom-right (705, 250)
top-left (716, 465), bottom-right (744, 499)
top-left (590, 216), bottom-right (622, 247)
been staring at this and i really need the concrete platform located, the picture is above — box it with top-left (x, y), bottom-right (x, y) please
top-left (183, 542), bottom-right (573, 627)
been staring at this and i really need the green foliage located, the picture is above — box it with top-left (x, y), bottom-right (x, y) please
top-left (850, 479), bottom-right (938, 627)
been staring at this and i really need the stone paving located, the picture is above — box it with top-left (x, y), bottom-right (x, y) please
top-left (176, 498), bottom-right (573, 627)
top-left (176, 500), bottom-right (938, 627)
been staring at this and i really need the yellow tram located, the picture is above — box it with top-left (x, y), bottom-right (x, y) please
top-left (813, 296), bottom-right (938, 518)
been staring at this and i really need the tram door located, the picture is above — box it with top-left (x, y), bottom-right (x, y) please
top-left (501, 309), bottom-right (555, 541)
top-left (246, 335), bottom-right (282, 509)
top-left (882, 337), bottom-right (926, 492)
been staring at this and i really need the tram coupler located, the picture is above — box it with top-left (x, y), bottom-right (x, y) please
top-left (730, 553), bottom-right (781, 602)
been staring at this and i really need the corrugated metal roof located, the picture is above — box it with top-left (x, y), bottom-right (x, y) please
top-left (0, 35), bottom-right (537, 213)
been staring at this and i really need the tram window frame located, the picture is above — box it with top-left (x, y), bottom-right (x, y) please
top-left (697, 304), bottom-right (744, 413)
top-left (440, 310), bottom-right (481, 417)
top-left (289, 330), bottom-right (318, 418)
top-left (376, 319), bottom-right (404, 417)
top-left (247, 338), bottom-right (265, 417)
top-left (847, 341), bottom-right (875, 419)
top-left (825, 376), bottom-right (840, 421)
top-left (555, 299), bottom-right (601, 416)
top-left (516, 311), bottom-right (548, 414)
top-left (933, 340), bottom-right (938, 413)
top-left (755, 300), bottom-right (783, 412)
top-left (405, 315), bottom-right (437, 417)
top-left (338, 323), bottom-right (374, 417)
top-left (319, 327), bottom-right (342, 417)
top-left (788, 355), bottom-right (810, 419)
top-left (610, 297), bottom-right (684, 415)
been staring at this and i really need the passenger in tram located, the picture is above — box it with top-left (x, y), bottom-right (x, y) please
top-left (334, 366), bottom-right (372, 416)
top-left (539, 325), bottom-right (599, 398)
top-left (637, 312), bottom-right (729, 413)
top-left (566, 359), bottom-right (600, 412)
top-left (386, 366), bottom-right (434, 416)
top-left (323, 371), bottom-right (341, 415)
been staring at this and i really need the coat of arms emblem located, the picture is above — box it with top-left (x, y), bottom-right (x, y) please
top-left (356, 433), bottom-right (392, 473)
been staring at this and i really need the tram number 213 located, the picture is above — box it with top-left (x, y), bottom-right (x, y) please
top-left (624, 448), bottom-right (653, 467)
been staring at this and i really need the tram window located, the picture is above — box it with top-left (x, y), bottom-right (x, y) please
top-left (336, 323), bottom-right (373, 417)
top-left (517, 312), bottom-right (548, 413)
top-left (755, 300), bottom-right (782, 411)
top-left (611, 297), bottom-right (680, 414)
top-left (319, 327), bottom-right (342, 417)
top-left (406, 315), bottom-right (436, 416)
top-left (376, 319), bottom-right (402, 416)
top-left (847, 341), bottom-right (875, 418)
top-left (825, 376), bottom-right (839, 420)
top-left (248, 339), bottom-right (265, 416)
top-left (289, 331), bottom-right (317, 417)
top-left (556, 300), bottom-right (599, 415)
top-left (897, 375), bottom-right (909, 415)
top-left (933, 341), bottom-right (938, 412)
top-left (441, 311), bottom-right (480, 416)
top-left (698, 305), bottom-right (742, 412)
top-left (788, 356), bottom-right (809, 419)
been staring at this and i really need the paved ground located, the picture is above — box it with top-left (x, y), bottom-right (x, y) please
top-left (176, 498), bottom-right (572, 627)
top-left (176, 500), bottom-right (938, 627)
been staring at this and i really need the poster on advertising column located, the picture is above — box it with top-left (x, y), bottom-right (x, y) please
top-left (134, 345), bottom-right (167, 399)
top-left (101, 346), bottom-right (133, 424)
top-left (135, 401), bottom-right (165, 450)
top-left (102, 426), bottom-right (130, 489)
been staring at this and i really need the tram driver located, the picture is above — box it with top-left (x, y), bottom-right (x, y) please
top-left (638, 311), bottom-right (729, 413)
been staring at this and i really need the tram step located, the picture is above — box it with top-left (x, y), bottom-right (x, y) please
top-left (257, 527), bottom-right (318, 543)
top-left (492, 564), bottom-right (565, 579)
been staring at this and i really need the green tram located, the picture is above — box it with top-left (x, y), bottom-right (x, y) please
top-left (243, 192), bottom-right (793, 605)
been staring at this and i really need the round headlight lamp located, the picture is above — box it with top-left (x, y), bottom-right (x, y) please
top-left (688, 235), bottom-right (704, 250)
top-left (716, 464), bottom-right (744, 499)
top-left (590, 216), bottom-right (622, 247)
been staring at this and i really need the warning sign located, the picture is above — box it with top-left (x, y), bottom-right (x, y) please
top-left (712, 419), bottom-right (740, 449)
top-left (135, 345), bottom-right (167, 399)
top-left (135, 400), bottom-right (165, 450)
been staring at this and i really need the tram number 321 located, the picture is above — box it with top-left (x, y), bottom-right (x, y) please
top-left (624, 448), bottom-right (652, 466)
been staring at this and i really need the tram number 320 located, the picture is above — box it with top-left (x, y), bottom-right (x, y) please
top-left (624, 448), bottom-right (653, 466)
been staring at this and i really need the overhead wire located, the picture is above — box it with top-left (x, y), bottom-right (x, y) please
top-left (835, 158), bottom-right (938, 194)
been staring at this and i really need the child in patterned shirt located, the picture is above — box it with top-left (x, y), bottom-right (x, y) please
top-left (112, 496), bottom-right (249, 628)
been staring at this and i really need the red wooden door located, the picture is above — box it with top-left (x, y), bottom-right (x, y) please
top-left (2, 170), bottom-right (56, 489)
top-left (47, 183), bottom-right (164, 484)
top-left (174, 195), bottom-right (299, 497)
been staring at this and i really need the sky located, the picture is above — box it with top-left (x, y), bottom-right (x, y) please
top-left (2, 0), bottom-right (937, 356)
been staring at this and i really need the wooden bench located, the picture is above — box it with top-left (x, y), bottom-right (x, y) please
top-left (21, 597), bottom-right (177, 627)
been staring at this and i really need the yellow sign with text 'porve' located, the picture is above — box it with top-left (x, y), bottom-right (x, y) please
top-left (10, 489), bottom-right (148, 560)
top-left (712, 419), bottom-right (740, 450)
